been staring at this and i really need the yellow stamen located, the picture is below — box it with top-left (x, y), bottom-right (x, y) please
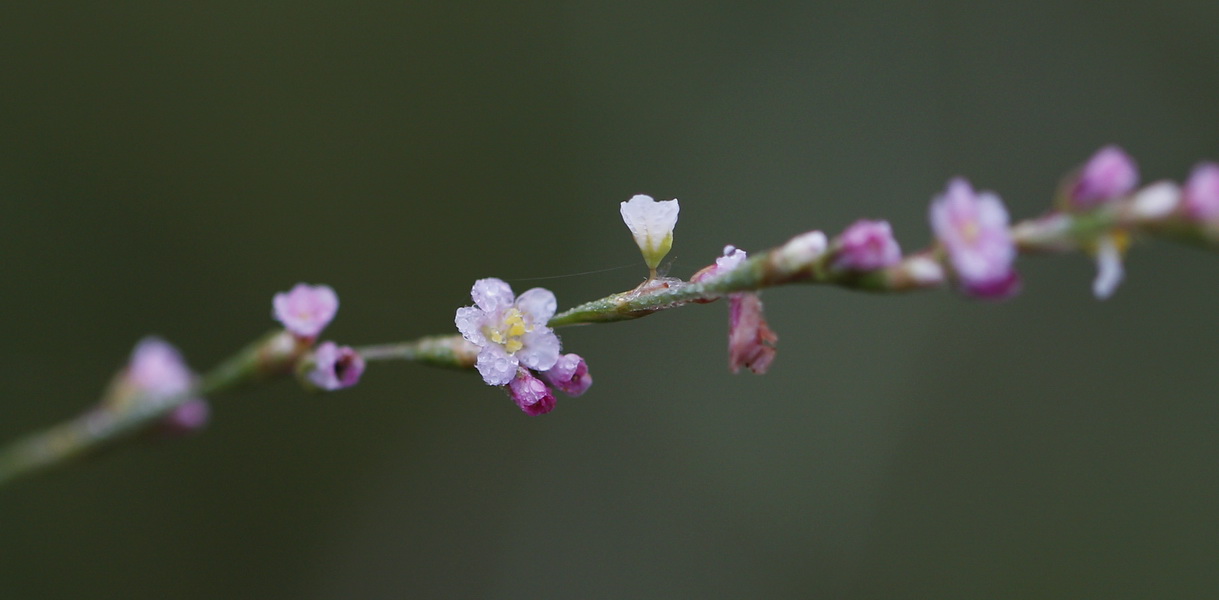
top-left (482, 308), bottom-right (532, 355)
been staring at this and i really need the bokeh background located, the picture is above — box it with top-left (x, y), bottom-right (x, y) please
top-left (2, 2), bottom-right (1218, 598)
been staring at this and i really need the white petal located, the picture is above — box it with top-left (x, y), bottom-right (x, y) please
top-left (517, 328), bottom-right (561, 372)
top-left (1092, 235), bottom-right (1125, 300)
top-left (471, 278), bottom-right (514, 312)
top-left (515, 287), bottom-right (558, 323)
top-left (476, 347), bottom-right (517, 386)
top-left (454, 306), bottom-right (487, 344)
top-left (620, 195), bottom-right (680, 266)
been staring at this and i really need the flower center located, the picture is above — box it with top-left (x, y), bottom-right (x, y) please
top-left (485, 308), bottom-right (530, 354)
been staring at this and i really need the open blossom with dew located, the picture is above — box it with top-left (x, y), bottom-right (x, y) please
top-left (1183, 162), bottom-right (1219, 222)
top-left (620, 194), bottom-right (680, 274)
top-left (455, 278), bottom-right (561, 386)
top-left (303, 341), bottom-right (366, 391)
top-left (833, 220), bottom-right (902, 271)
top-left (507, 368), bottom-right (557, 416)
top-left (542, 353), bottom-right (593, 397)
top-left (930, 178), bottom-right (1020, 299)
top-left (1066, 145), bottom-right (1138, 210)
top-left (273, 283), bottom-right (339, 339)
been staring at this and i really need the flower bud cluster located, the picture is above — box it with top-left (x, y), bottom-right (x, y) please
top-left (455, 278), bottom-right (592, 414)
top-left (273, 284), bottom-right (365, 392)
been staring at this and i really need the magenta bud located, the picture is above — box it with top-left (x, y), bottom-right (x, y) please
top-left (1183, 162), bottom-right (1219, 222)
top-left (507, 368), bottom-right (556, 416)
top-left (832, 219), bottom-right (902, 271)
top-left (303, 341), bottom-right (365, 391)
top-left (541, 354), bottom-right (593, 397)
top-left (1067, 145), bottom-right (1138, 210)
top-left (157, 398), bottom-right (211, 437)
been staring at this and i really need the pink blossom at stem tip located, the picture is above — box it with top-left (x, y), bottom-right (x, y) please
top-left (929, 177), bottom-right (1020, 300)
top-left (273, 284), bottom-right (339, 339)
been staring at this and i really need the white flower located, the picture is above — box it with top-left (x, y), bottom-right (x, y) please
top-left (455, 278), bottom-right (561, 386)
top-left (1092, 234), bottom-right (1125, 300)
top-left (620, 194), bottom-right (680, 273)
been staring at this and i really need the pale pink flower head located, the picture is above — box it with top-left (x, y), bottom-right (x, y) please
top-left (128, 337), bottom-right (195, 399)
top-left (507, 368), bottom-right (557, 416)
top-left (307, 341), bottom-right (366, 391)
top-left (127, 337), bottom-right (209, 435)
top-left (542, 353), bottom-right (593, 397)
top-left (833, 220), bottom-right (902, 271)
top-left (273, 283), bottom-right (339, 339)
top-left (1067, 145), bottom-right (1138, 210)
top-left (455, 278), bottom-right (561, 386)
top-left (930, 178), bottom-right (1020, 299)
top-left (1183, 162), bottom-right (1219, 222)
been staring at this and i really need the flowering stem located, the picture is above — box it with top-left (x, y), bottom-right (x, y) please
top-left (2, 162), bottom-right (1218, 487)
top-left (0, 331), bottom-right (291, 486)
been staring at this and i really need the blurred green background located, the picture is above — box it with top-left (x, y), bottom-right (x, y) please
top-left (2, 2), bottom-right (1218, 598)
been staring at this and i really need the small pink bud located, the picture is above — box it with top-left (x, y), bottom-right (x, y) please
top-left (507, 368), bottom-right (556, 416)
top-left (1183, 162), bottom-right (1219, 221)
top-left (728, 292), bottom-right (778, 374)
top-left (1067, 145), bottom-right (1138, 210)
top-left (158, 398), bottom-right (211, 437)
top-left (305, 341), bottom-right (366, 391)
top-left (833, 220), bottom-right (902, 271)
top-left (542, 354), bottom-right (592, 397)
top-left (273, 283), bottom-right (339, 339)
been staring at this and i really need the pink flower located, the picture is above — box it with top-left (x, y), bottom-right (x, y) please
top-left (273, 283), bottom-right (339, 339)
top-left (929, 178), bottom-right (1020, 299)
top-left (306, 341), bottom-right (366, 391)
top-left (1183, 162), bottom-right (1219, 221)
top-left (455, 278), bottom-right (561, 386)
top-left (507, 368), bottom-right (556, 416)
top-left (542, 353), bottom-right (592, 397)
top-left (1068, 145), bottom-right (1138, 210)
top-left (128, 337), bottom-right (195, 398)
top-left (833, 220), bottom-right (902, 271)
